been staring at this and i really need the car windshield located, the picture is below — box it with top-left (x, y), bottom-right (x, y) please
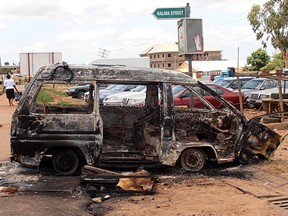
top-left (131, 85), bottom-right (146, 92)
top-left (111, 84), bottom-right (129, 91)
top-left (212, 79), bottom-right (223, 85)
top-left (218, 80), bottom-right (232, 87)
top-left (242, 80), bottom-right (263, 90)
top-left (172, 85), bottom-right (185, 96)
top-left (104, 84), bottom-right (117, 90)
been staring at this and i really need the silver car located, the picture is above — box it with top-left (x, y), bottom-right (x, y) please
top-left (237, 78), bottom-right (278, 99)
top-left (247, 81), bottom-right (288, 108)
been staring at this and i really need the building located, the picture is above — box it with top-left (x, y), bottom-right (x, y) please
top-left (20, 52), bottom-right (62, 76)
top-left (139, 42), bottom-right (223, 70)
top-left (0, 65), bottom-right (20, 75)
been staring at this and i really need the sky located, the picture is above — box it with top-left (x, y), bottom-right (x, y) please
top-left (0, 0), bottom-right (277, 65)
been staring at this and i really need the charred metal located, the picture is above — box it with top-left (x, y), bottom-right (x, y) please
top-left (10, 62), bottom-right (281, 175)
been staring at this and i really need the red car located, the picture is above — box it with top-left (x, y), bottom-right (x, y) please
top-left (174, 84), bottom-right (244, 109)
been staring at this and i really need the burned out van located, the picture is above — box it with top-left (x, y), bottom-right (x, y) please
top-left (10, 62), bottom-right (281, 175)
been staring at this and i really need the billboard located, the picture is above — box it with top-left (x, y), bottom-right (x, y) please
top-left (177, 18), bottom-right (204, 55)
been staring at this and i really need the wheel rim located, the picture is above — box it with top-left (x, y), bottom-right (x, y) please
top-left (77, 91), bottom-right (85, 99)
top-left (181, 149), bottom-right (206, 172)
top-left (53, 150), bottom-right (79, 175)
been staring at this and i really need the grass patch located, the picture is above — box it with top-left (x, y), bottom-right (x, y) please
top-left (46, 88), bottom-right (67, 97)
top-left (36, 89), bottom-right (53, 103)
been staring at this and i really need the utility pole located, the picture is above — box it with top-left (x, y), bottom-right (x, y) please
top-left (99, 48), bottom-right (110, 59)
top-left (184, 2), bottom-right (194, 108)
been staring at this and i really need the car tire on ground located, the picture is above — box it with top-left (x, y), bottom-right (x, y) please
top-left (180, 148), bottom-right (206, 172)
top-left (52, 149), bottom-right (79, 175)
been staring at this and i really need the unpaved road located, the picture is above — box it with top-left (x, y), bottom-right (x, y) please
top-left (1, 88), bottom-right (288, 216)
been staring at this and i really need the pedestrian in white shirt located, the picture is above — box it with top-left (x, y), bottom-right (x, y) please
top-left (3, 74), bottom-right (19, 106)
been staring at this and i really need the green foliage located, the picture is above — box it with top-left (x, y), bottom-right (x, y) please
top-left (46, 88), bottom-right (66, 97)
top-left (261, 52), bottom-right (285, 71)
top-left (36, 85), bottom-right (69, 104)
top-left (245, 48), bottom-right (270, 71)
top-left (36, 89), bottom-right (53, 103)
top-left (247, 0), bottom-right (288, 67)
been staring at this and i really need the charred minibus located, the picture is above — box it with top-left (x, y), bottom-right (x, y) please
top-left (10, 62), bottom-right (281, 175)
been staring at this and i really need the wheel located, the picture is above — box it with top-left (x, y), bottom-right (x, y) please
top-left (180, 148), bottom-right (206, 172)
top-left (52, 149), bottom-right (79, 175)
top-left (77, 90), bottom-right (85, 99)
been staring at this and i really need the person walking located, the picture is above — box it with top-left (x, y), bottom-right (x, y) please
top-left (3, 74), bottom-right (19, 106)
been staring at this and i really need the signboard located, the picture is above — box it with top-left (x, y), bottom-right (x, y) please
top-left (152, 7), bottom-right (186, 20)
top-left (177, 18), bottom-right (204, 55)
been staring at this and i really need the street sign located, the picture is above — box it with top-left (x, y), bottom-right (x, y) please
top-left (152, 7), bottom-right (186, 20)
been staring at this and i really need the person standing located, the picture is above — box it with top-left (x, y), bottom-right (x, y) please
top-left (3, 74), bottom-right (19, 106)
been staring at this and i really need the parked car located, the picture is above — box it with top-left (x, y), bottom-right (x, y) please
top-left (237, 78), bottom-right (278, 99)
top-left (123, 85), bottom-right (186, 107)
top-left (212, 78), bottom-right (224, 85)
top-left (246, 81), bottom-right (288, 108)
top-left (99, 84), bottom-right (139, 105)
top-left (173, 84), bottom-right (244, 109)
top-left (84, 84), bottom-right (116, 102)
top-left (124, 84), bottom-right (244, 110)
top-left (66, 83), bottom-right (91, 99)
top-left (218, 77), bottom-right (254, 90)
top-left (103, 85), bottom-right (146, 106)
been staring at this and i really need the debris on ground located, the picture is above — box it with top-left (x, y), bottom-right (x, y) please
top-left (82, 165), bottom-right (154, 192)
top-left (0, 186), bottom-right (18, 197)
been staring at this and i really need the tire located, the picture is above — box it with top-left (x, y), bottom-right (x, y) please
top-left (180, 148), bottom-right (206, 172)
top-left (52, 149), bottom-right (79, 175)
top-left (77, 90), bottom-right (85, 99)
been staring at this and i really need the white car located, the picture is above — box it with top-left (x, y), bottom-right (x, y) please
top-left (103, 85), bottom-right (146, 106)
top-left (122, 85), bottom-right (186, 107)
top-left (122, 93), bottom-right (146, 107)
top-left (235, 78), bottom-right (278, 99)
top-left (246, 81), bottom-right (288, 108)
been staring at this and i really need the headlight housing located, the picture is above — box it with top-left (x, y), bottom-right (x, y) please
top-left (259, 94), bottom-right (269, 100)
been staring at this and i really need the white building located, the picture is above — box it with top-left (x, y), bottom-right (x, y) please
top-left (20, 52), bottom-right (62, 76)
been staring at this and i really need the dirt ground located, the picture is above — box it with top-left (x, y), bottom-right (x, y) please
top-left (1, 87), bottom-right (288, 216)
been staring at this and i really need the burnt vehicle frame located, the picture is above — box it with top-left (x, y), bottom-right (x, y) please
top-left (10, 62), bottom-right (281, 175)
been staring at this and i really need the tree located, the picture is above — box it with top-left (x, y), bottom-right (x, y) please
top-left (245, 48), bottom-right (270, 71)
top-left (261, 52), bottom-right (284, 71)
top-left (4, 62), bottom-right (9, 65)
top-left (248, 0), bottom-right (288, 67)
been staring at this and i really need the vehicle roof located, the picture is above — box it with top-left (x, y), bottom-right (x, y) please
top-left (37, 63), bottom-right (196, 85)
top-left (222, 77), bottom-right (254, 81)
top-left (249, 77), bottom-right (273, 81)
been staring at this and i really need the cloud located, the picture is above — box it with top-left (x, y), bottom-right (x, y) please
top-left (0, 21), bottom-right (8, 30)
top-left (0, 0), bottom-right (276, 64)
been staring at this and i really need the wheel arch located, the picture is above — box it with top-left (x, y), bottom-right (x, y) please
top-left (44, 146), bottom-right (87, 165)
top-left (177, 145), bottom-right (218, 164)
